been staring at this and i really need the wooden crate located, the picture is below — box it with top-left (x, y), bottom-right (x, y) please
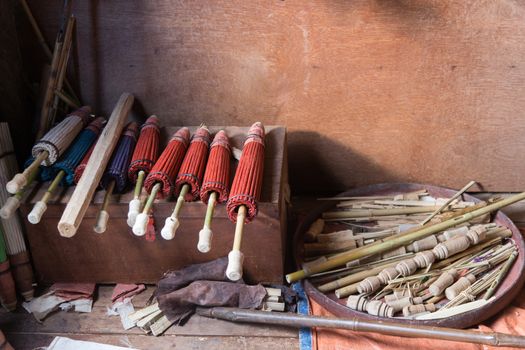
top-left (20, 126), bottom-right (288, 285)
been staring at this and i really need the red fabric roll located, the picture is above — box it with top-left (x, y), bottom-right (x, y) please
top-left (144, 127), bottom-right (190, 198)
top-left (73, 143), bottom-right (95, 184)
top-left (175, 127), bottom-right (211, 201)
top-left (200, 130), bottom-right (231, 204)
top-left (128, 115), bottom-right (161, 183)
top-left (226, 122), bottom-right (265, 223)
top-left (0, 260), bottom-right (16, 311)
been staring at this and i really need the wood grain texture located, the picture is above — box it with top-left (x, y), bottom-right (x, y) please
top-left (21, 126), bottom-right (287, 284)
top-left (1, 285), bottom-right (298, 350)
top-left (18, 0), bottom-right (525, 194)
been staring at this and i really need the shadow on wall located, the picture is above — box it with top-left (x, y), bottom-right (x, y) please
top-left (287, 130), bottom-right (400, 196)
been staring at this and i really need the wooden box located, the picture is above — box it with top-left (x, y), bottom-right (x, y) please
top-left (20, 126), bottom-right (288, 285)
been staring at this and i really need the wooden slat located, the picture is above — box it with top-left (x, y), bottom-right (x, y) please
top-left (18, 0), bottom-right (525, 193)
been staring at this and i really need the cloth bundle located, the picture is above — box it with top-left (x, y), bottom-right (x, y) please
top-left (155, 257), bottom-right (267, 325)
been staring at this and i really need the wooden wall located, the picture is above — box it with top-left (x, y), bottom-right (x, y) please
top-left (15, 0), bottom-right (525, 194)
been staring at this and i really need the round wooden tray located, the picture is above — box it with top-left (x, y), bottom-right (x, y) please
top-left (293, 183), bottom-right (525, 328)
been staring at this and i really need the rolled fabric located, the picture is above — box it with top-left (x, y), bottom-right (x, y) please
top-left (200, 130), bottom-right (231, 204)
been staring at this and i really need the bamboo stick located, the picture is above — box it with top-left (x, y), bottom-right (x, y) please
top-left (323, 206), bottom-right (441, 220)
top-left (93, 179), bottom-right (115, 233)
top-left (286, 192), bottom-right (525, 283)
top-left (198, 307), bottom-right (525, 348)
top-left (127, 170), bottom-right (146, 227)
top-left (483, 251), bottom-right (517, 300)
top-left (58, 93), bottom-right (134, 237)
top-left (198, 191), bottom-right (217, 253)
top-left (421, 181), bottom-right (476, 225)
top-left (226, 205), bottom-right (247, 281)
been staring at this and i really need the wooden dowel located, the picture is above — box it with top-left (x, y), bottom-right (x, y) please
top-left (93, 179), bottom-right (115, 233)
top-left (226, 205), bottom-right (247, 281)
top-left (198, 191), bottom-right (217, 253)
top-left (160, 184), bottom-right (189, 240)
top-left (27, 170), bottom-right (65, 224)
top-left (286, 192), bottom-right (525, 283)
top-left (6, 151), bottom-right (48, 194)
top-left (58, 93), bottom-right (134, 237)
top-left (421, 181), bottom-right (476, 225)
top-left (132, 182), bottom-right (160, 236)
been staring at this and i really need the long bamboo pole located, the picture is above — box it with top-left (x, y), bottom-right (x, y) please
top-left (198, 307), bottom-right (525, 348)
top-left (286, 191), bottom-right (525, 282)
top-left (421, 181), bottom-right (476, 225)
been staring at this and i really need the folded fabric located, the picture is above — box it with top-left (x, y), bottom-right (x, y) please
top-left (158, 280), bottom-right (267, 324)
top-left (155, 257), bottom-right (229, 298)
top-left (22, 292), bottom-right (67, 322)
top-left (50, 283), bottom-right (96, 301)
top-left (47, 336), bottom-right (138, 350)
top-left (111, 283), bottom-right (146, 303)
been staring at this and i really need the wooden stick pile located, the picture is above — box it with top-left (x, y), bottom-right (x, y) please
top-left (300, 188), bottom-right (519, 320)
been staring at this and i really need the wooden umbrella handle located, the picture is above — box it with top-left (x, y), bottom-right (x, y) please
top-left (226, 205), bottom-right (247, 281)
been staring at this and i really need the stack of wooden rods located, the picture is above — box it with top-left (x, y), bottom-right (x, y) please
top-left (73, 144), bottom-right (95, 184)
top-left (160, 126), bottom-right (211, 240)
top-left (6, 106), bottom-right (91, 194)
top-left (225, 122), bottom-right (265, 281)
top-left (0, 123), bottom-right (35, 301)
top-left (198, 130), bottom-right (231, 253)
top-left (127, 116), bottom-right (161, 227)
top-left (0, 225), bottom-right (16, 311)
top-left (133, 128), bottom-right (190, 236)
top-left (94, 122), bottom-right (138, 233)
top-left (286, 192), bottom-right (525, 283)
top-left (27, 117), bottom-right (106, 224)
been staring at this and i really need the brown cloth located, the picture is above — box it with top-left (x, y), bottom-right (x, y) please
top-left (50, 283), bottom-right (96, 301)
top-left (158, 281), bottom-right (267, 324)
top-left (155, 257), bottom-right (229, 298)
top-left (155, 257), bottom-right (266, 324)
top-left (111, 283), bottom-right (146, 303)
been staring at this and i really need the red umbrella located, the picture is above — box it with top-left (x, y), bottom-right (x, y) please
top-left (160, 126), bottom-right (211, 240)
top-left (197, 130), bottom-right (231, 253)
top-left (127, 116), bottom-right (161, 227)
top-left (132, 127), bottom-right (190, 237)
top-left (225, 122), bottom-right (265, 281)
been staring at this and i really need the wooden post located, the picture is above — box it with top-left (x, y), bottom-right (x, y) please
top-left (58, 93), bottom-right (134, 237)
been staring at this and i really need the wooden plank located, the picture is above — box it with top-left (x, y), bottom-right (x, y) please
top-left (19, 0), bottom-right (525, 193)
top-left (0, 308), bottom-right (297, 338)
top-left (5, 333), bottom-right (299, 350)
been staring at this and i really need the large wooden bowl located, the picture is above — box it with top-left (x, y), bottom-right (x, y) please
top-left (293, 183), bottom-right (525, 328)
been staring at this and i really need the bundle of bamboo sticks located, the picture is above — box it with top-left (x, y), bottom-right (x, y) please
top-left (298, 187), bottom-right (520, 321)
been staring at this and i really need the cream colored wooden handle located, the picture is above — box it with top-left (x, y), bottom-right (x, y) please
top-left (6, 173), bottom-right (27, 194)
top-left (0, 196), bottom-right (21, 219)
top-left (161, 216), bottom-right (179, 240)
top-left (93, 210), bottom-right (109, 233)
top-left (198, 226), bottom-right (213, 253)
top-left (226, 250), bottom-right (244, 281)
top-left (127, 198), bottom-right (142, 227)
top-left (28, 201), bottom-right (47, 224)
top-left (132, 213), bottom-right (149, 236)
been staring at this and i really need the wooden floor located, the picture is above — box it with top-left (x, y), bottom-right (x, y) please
top-left (0, 286), bottom-right (299, 349)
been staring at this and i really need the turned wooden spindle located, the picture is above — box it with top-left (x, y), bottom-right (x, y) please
top-left (445, 274), bottom-right (476, 300)
top-left (377, 267), bottom-right (399, 284)
top-left (346, 294), bottom-right (369, 312)
top-left (432, 235), bottom-right (471, 260)
top-left (395, 259), bottom-right (418, 277)
top-left (367, 300), bottom-right (394, 318)
top-left (429, 269), bottom-right (458, 296)
top-left (402, 303), bottom-right (436, 317)
top-left (386, 296), bottom-right (424, 313)
top-left (357, 276), bottom-right (382, 294)
top-left (413, 251), bottom-right (436, 268)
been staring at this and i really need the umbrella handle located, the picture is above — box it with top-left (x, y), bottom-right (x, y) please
top-left (6, 151), bottom-right (48, 194)
top-left (226, 205), bottom-right (247, 281)
top-left (0, 197), bottom-right (21, 220)
top-left (198, 192), bottom-right (217, 253)
top-left (127, 198), bottom-right (142, 227)
top-left (161, 184), bottom-right (189, 240)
